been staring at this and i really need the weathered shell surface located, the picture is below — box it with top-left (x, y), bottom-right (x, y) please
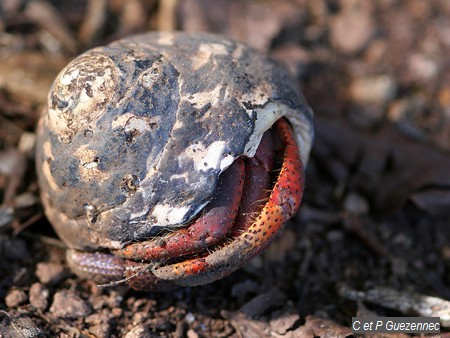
top-left (36, 32), bottom-right (313, 250)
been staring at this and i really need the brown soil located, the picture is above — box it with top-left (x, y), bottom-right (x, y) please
top-left (1, 1), bottom-right (450, 337)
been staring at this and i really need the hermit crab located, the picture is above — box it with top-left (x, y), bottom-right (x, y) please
top-left (35, 32), bottom-right (313, 290)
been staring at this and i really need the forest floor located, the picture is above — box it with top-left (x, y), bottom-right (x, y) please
top-left (1, 0), bottom-right (450, 337)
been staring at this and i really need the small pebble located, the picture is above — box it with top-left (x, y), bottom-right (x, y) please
top-left (185, 312), bottom-right (195, 324)
top-left (85, 310), bottom-right (112, 338)
top-left (349, 75), bottom-right (397, 103)
top-left (29, 283), bottom-right (50, 311)
top-left (271, 44), bottom-right (311, 79)
top-left (35, 262), bottom-right (68, 285)
top-left (14, 192), bottom-right (38, 209)
top-left (5, 289), bottom-right (28, 308)
top-left (124, 325), bottom-right (151, 338)
top-left (49, 290), bottom-right (92, 319)
top-left (388, 99), bottom-right (410, 122)
top-left (18, 131), bottom-right (36, 154)
top-left (438, 86), bottom-right (450, 118)
top-left (107, 290), bottom-right (125, 308)
top-left (408, 53), bottom-right (438, 80)
top-left (331, 5), bottom-right (375, 54)
top-left (344, 193), bottom-right (369, 215)
top-left (269, 309), bottom-right (300, 335)
top-left (441, 247), bottom-right (450, 261)
top-left (132, 311), bottom-right (150, 325)
top-left (89, 323), bottom-right (111, 338)
top-left (187, 329), bottom-right (199, 338)
top-left (111, 307), bottom-right (123, 318)
top-left (86, 313), bottom-right (103, 325)
top-left (1, 314), bottom-right (42, 338)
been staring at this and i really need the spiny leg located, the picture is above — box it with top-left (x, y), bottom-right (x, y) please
top-left (232, 131), bottom-right (274, 233)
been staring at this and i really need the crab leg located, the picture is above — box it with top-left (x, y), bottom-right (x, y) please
top-left (232, 133), bottom-right (274, 235)
top-left (127, 118), bottom-right (304, 289)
